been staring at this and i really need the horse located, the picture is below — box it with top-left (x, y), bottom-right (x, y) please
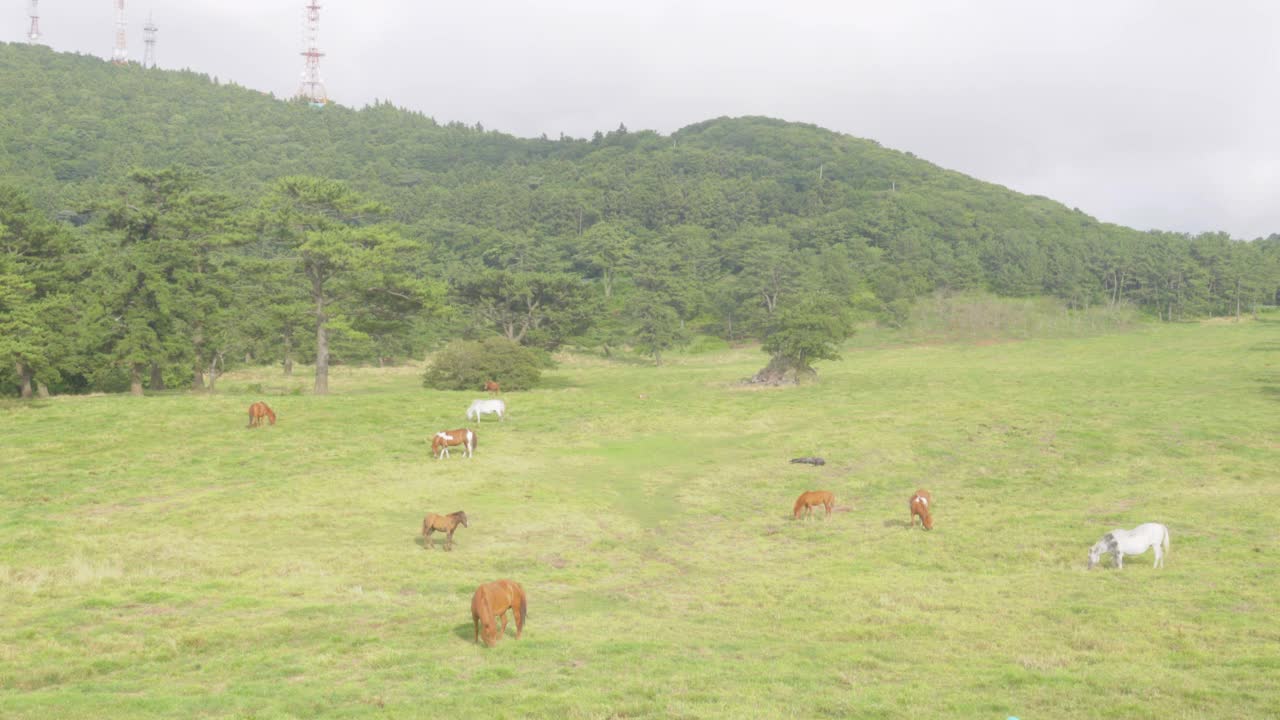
top-left (466, 398), bottom-right (505, 423)
top-left (793, 490), bottom-right (835, 520)
top-left (789, 457), bottom-right (826, 466)
top-left (422, 510), bottom-right (468, 551)
top-left (431, 428), bottom-right (477, 459)
top-left (247, 401), bottom-right (276, 428)
top-left (484, 380), bottom-right (501, 396)
top-left (471, 579), bottom-right (527, 647)
top-left (909, 489), bottom-right (934, 530)
top-left (1088, 523), bottom-right (1170, 569)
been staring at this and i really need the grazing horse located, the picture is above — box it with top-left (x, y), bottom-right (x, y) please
top-left (431, 428), bottom-right (477, 459)
top-left (909, 489), bottom-right (934, 530)
top-left (484, 380), bottom-right (501, 396)
top-left (471, 579), bottom-right (527, 647)
top-left (793, 490), bottom-right (835, 520)
top-left (247, 401), bottom-right (276, 428)
top-left (1088, 523), bottom-right (1170, 569)
top-left (466, 398), bottom-right (505, 423)
top-left (422, 510), bottom-right (468, 551)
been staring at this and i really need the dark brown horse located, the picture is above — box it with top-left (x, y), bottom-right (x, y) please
top-left (483, 380), bottom-right (501, 396)
top-left (793, 490), bottom-right (835, 520)
top-left (422, 510), bottom-right (468, 551)
top-left (431, 428), bottom-right (476, 459)
top-left (471, 579), bottom-right (527, 647)
top-left (247, 401), bottom-right (276, 428)
top-left (909, 489), bottom-right (934, 530)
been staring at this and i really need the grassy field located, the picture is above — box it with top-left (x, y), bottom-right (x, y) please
top-left (2, 319), bottom-right (1278, 718)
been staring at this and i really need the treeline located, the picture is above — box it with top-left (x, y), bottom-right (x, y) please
top-left (1, 43), bottom-right (1278, 396)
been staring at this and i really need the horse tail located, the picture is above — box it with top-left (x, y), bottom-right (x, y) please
top-left (519, 584), bottom-right (528, 624)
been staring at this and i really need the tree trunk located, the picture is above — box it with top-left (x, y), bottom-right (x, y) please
top-left (192, 354), bottom-right (206, 391)
top-left (654, 349), bottom-right (662, 367)
top-left (283, 333), bottom-right (293, 377)
top-left (150, 362), bottom-right (166, 390)
top-left (15, 362), bottom-right (33, 399)
top-left (36, 382), bottom-right (50, 399)
top-left (747, 354), bottom-right (797, 386)
top-left (208, 352), bottom-right (224, 391)
top-left (314, 292), bottom-right (329, 395)
top-left (130, 364), bottom-right (144, 396)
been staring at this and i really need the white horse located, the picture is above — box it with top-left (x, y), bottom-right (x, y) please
top-left (1088, 523), bottom-right (1169, 569)
top-left (466, 398), bottom-right (505, 423)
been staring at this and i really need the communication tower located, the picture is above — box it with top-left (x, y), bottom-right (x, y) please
top-left (112, 0), bottom-right (128, 64)
top-left (296, 2), bottom-right (328, 105)
top-left (27, 1), bottom-right (42, 44)
top-left (143, 13), bottom-right (157, 68)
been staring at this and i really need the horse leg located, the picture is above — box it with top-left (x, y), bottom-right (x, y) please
top-left (445, 529), bottom-right (454, 551)
top-left (424, 527), bottom-right (434, 549)
top-left (1153, 544), bottom-right (1162, 568)
top-left (1115, 552), bottom-right (1124, 569)
top-left (499, 611), bottom-right (509, 637)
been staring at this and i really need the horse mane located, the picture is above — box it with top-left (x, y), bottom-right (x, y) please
top-left (449, 510), bottom-right (466, 521)
top-left (793, 495), bottom-right (807, 516)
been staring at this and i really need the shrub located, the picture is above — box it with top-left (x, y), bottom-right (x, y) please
top-left (422, 337), bottom-right (544, 391)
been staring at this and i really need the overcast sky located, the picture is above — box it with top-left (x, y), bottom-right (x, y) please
top-left (15, 1), bottom-right (1280, 238)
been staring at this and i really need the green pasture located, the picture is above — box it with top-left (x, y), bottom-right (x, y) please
top-left (2, 320), bottom-right (1278, 718)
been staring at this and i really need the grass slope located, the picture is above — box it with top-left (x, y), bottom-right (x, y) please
top-left (2, 321), bottom-right (1278, 718)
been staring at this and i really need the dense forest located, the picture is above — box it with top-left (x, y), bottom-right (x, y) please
top-left (2, 42), bottom-right (1278, 396)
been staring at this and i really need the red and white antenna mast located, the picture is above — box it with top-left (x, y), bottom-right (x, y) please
top-left (143, 13), bottom-right (158, 68)
top-left (296, 2), bottom-right (328, 105)
top-left (27, 1), bottom-right (42, 44)
top-left (112, 0), bottom-right (128, 64)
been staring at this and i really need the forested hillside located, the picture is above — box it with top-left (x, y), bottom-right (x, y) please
top-left (2, 42), bottom-right (1278, 396)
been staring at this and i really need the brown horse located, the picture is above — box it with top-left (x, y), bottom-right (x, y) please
top-left (422, 510), bottom-right (468, 551)
top-left (471, 579), bottom-right (527, 647)
top-left (793, 490), bottom-right (835, 520)
top-left (483, 380), bottom-right (501, 396)
top-left (247, 401), bottom-right (276, 428)
top-left (909, 489), bottom-right (934, 530)
top-left (431, 428), bottom-right (477, 459)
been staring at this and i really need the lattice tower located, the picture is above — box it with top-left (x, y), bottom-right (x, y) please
top-left (112, 0), bottom-right (127, 64)
top-left (143, 13), bottom-right (158, 68)
top-left (27, 0), bottom-right (42, 44)
top-left (296, 2), bottom-right (328, 104)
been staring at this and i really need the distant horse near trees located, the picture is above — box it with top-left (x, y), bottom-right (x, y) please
top-left (471, 579), bottom-right (527, 647)
top-left (1088, 523), bottom-right (1169, 569)
top-left (466, 398), bottom-right (505, 423)
top-left (422, 510), bottom-right (468, 550)
top-left (909, 489), bottom-right (934, 530)
top-left (793, 490), bottom-right (835, 520)
top-left (432, 428), bottom-right (477, 459)
top-left (247, 401), bottom-right (276, 427)
top-left (484, 380), bottom-right (501, 395)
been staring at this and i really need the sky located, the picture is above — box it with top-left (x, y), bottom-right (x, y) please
top-left (13, 1), bottom-right (1280, 239)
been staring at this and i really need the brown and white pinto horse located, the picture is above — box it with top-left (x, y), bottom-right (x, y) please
top-left (793, 490), bottom-right (835, 520)
top-left (422, 510), bottom-right (468, 550)
top-left (483, 380), bottom-right (501, 396)
top-left (471, 579), bottom-right (527, 647)
top-left (431, 428), bottom-right (477, 459)
top-left (247, 401), bottom-right (276, 428)
top-left (909, 489), bottom-right (933, 530)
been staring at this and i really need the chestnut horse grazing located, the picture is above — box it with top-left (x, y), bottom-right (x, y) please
top-left (909, 489), bottom-right (934, 530)
top-left (247, 401), bottom-right (276, 428)
top-left (432, 428), bottom-right (477, 459)
top-left (484, 380), bottom-right (501, 396)
top-left (793, 490), bottom-right (835, 520)
top-left (422, 510), bottom-right (468, 550)
top-left (471, 579), bottom-right (527, 647)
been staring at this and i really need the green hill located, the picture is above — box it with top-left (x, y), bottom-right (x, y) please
top-left (1, 41), bottom-right (1278, 395)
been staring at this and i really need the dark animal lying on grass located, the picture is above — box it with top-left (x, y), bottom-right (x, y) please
top-left (789, 457), bottom-right (826, 466)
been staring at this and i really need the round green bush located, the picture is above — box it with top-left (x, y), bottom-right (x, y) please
top-left (422, 337), bottom-right (544, 391)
